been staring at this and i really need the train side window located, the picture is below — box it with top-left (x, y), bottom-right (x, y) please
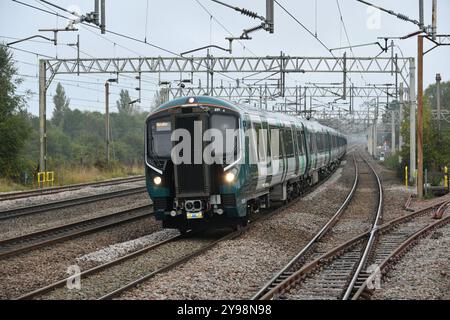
top-left (317, 133), bottom-right (322, 152)
top-left (279, 128), bottom-right (286, 159)
top-left (315, 133), bottom-right (320, 152)
top-left (263, 122), bottom-right (271, 158)
top-left (297, 130), bottom-right (305, 155)
top-left (284, 128), bottom-right (294, 157)
top-left (309, 133), bottom-right (313, 153)
top-left (311, 133), bottom-right (317, 153)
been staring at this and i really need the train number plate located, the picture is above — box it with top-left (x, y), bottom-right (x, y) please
top-left (186, 212), bottom-right (203, 219)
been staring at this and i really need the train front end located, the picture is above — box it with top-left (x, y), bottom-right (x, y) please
top-left (144, 96), bottom-right (246, 232)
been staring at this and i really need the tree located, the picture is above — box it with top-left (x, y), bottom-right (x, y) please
top-left (151, 87), bottom-right (169, 110)
top-left (400, 79), bottom-right (450, 177)
top-left (0, 45), bottom-right (31, 179)
top-left (116, 89), bottom-right (133, 114)
top-left (52, 83), bottom-right (70, 127)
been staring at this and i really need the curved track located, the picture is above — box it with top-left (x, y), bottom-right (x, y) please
top-left (252, 153), bottom-right (359, 299)
top-left (257, 155), bottom-right (449, 300)
top-left (261, 203), bottom-right (448, 300)
top-left (0, 176), bottom-right (144, 201)
top-left (254, 152), bottom-right (383, 300)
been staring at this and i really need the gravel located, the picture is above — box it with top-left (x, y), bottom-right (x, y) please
top-left (0, 180), bottom-right (145, 211)
top-left (76, 229), bottom-right (180, 265)
top-left (310, 158), bottom-right (377, 255)
top-left (0, 214), bottom-right (161, 299)
top-left (371, 221), bottom-right (450, 300)
top-left (0, 192), bottom-right (151, 240)
top-left (367, 157), bottom-right (412, 222)
top-left (38, 232), bottom-right (221, 300)
top-left (117, 155), bottom-right (357, 300)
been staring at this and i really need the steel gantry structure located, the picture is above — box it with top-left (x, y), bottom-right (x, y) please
top-left (166, 84), bottom-right (398, 121)
top-left (166, 84), bottom-right (397, 101)
top-left (38, 54), bottom-right (415, 172)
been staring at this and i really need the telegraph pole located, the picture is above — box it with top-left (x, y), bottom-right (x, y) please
top-left (399, 82), bottom-right (404, 162)
top-left (373, 98), bottom-right (378, 158)
top-left (391, 105), bottom-right (396, 153)
top-left (105, 81), bottom-right (110, 164)
top-left (436, 73), bottom-right (442, 137)
top-left (409, 58), bottom-right (416, 184)
top-left (417, 35), bottom-right (424, 198)
top-left (39, 60), bottom-right (47, 172)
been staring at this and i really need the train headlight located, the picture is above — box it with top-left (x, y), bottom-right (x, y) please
top-left (153, 176), bottom-right (162, 185)
top-left (225, 169), bottom-right (237, 183)
top-left (225, 172), bottom-right (235, 183)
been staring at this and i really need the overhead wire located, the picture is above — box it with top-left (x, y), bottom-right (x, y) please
top-left (193, 0), bottom-right (258, 57)
top-left (15, 0), bottom-right (243, 86)
top-left (273, 0), bottom-right (359, 114)
top-left (335, 0), bottom-right (368, 85)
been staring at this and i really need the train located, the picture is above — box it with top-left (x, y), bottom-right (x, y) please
top-left (145, 96), bottom-right (347, 233)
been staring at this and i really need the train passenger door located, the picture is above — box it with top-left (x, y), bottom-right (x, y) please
top-left (250, 116), bottom-right (270, 191)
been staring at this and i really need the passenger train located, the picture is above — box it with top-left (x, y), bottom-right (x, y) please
top-left (145, 96), bottom-right (347, 233)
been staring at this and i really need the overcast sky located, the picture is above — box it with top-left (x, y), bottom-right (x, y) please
top-left (1, 0), bottom-right (449, 116)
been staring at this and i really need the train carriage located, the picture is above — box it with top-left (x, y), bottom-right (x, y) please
top-left (145, 96), bottom-right (347, 232)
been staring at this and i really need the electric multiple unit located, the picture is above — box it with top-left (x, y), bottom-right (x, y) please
top-left (145, 96), bottom-right (347, 233)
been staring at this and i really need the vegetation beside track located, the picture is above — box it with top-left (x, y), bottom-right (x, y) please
top-left (0, 45), bottom-right (148, 192)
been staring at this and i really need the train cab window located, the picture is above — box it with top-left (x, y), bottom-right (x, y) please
top-left (148, 117), bottom-right (171, 158)
top-left (210, 114), bottom-right (238, 156)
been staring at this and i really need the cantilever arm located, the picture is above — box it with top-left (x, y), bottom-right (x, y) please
top-left (7, 35), bottom-right (55, 46)
top-left (180, 44), bottom-right (231, 56)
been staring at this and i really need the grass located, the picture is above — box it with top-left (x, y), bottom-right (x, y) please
top-left (0, 178), bottom-right (32, 193)
top-left (53, 165), bottom-right (144, 186)
top-left (382, 153), bottom-right (401, 171)
top-left (0, 165), bottom-right (144, 192)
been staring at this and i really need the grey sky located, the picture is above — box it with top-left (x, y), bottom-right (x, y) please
top-left (1, 0), bottom-right (449, 116)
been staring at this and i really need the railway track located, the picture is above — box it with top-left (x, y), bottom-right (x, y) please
top-left (261, 203), bottom-right (448, 300)
top-left (256, 156), bottom-right (449, 300)
top-left (0, 186), bottom-right (146, 220)
top-left (0, 176), bottom-right (145, 201)
top-left (253, 152), bottom-right (379, 299)
top-left (18, 229), bottom-right (240, 300)
top-left (353, 202), bottom-right (450, 299)
top-left (0, 204), bottom-right (153, 259)
top-left (17, 155), bottom-right (349, 300)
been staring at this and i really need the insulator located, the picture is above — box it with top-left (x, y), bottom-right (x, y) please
top-left (396, 13), bottom-right (410, 22)
top-left (239, 8), bottom-right (260, 19)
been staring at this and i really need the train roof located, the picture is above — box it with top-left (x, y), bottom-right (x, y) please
top-left (151, 96), bottom-right (345, 137)
top-left (153, 96), bottom-right (241, 113)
